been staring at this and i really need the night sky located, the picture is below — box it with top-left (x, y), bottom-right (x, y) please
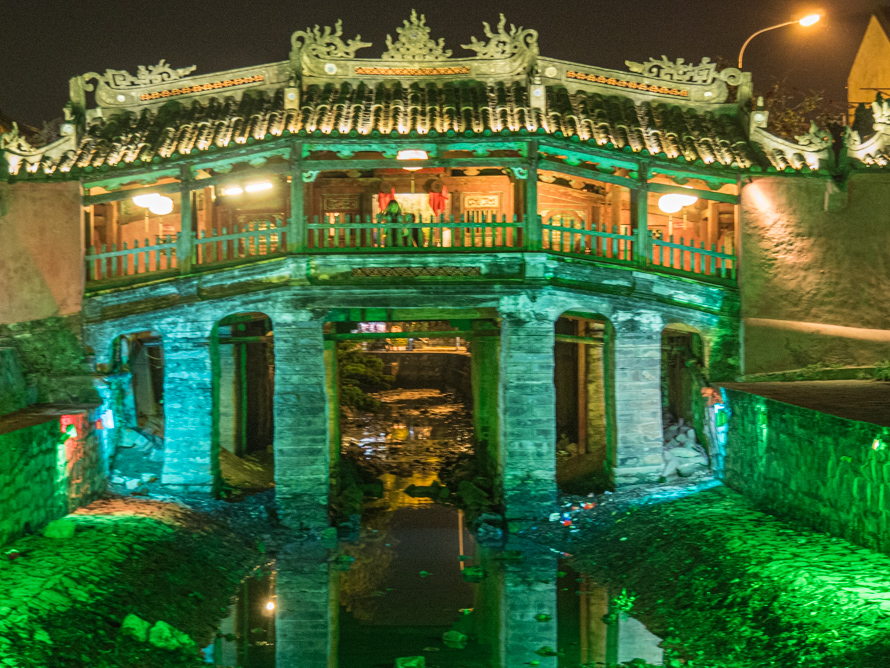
top-left (0, 0), bottom-right (882, 126)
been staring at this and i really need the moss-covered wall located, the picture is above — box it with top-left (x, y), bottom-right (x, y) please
top-left (0, 347), bottom-right (28, 415)
top-left (0, 315), bottom-right (98, 405)
top-left (722, 388), bottom-right (890, 552)
top-left (740, 174), bottom-right (890, 374)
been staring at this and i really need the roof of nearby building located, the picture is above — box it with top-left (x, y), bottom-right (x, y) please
top-left (0, 12), bottom-right (849, 180)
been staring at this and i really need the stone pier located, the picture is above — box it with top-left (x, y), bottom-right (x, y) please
top-left (498, 300), bottom-right (557, 519)
top-left (612, 326), bottom-right (663, 485)
top-left (272, 312), bottom-right (331, 529)
top-left (159, 322), bottom-right (218, 494)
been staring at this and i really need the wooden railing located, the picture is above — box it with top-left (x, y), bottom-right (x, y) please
top-left (195, 218), bottom-right (288, 266)
top-left (84, 215), bottom-right (737, 286)
top-left (86, 236), bottom-right (178, 281)
top-left (651, 236), bottom-right (735, 280)
top-left (307, 214), bottom-right (523, 251)
top-left (542, 219), bottom-right (634, 264)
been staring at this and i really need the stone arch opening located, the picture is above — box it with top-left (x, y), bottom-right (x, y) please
top-left (553, 312), bottom-right (615, 494)
top-left (325, 313), bottom-right (495, 526)
top-left (104, 330), bottom-right (165, 492)
top-left (660, 323), bottom-right (710, 480)
top-left (215, 312), bottom-right (275, 497)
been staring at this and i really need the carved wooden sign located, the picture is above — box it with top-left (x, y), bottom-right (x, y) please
top-left (464, 193), bottom-right (500, 209)
top-left (324, 194), bottom-right (360, 211)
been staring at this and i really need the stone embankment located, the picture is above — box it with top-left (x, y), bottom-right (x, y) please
top-left (0, 495), bottom-right (270, 668)
top-left (519, 481), bottom-right (890, 668)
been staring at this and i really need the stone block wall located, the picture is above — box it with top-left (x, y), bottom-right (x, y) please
top-left (499, 312), bottom-right (557, 519)
top-left (0, 315), bottom-right (98, 406)
top-left (0, 348), bottom-right (27, 415)
top-left (0, 412), bottom-right (105, 546)
top-left (723, 388), bottom-right (890, 552)
top-left (612, 331), bottom-right (663, 485)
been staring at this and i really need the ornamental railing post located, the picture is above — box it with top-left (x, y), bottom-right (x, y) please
top-left (632, 165), bottom-right (650, 267)
top-left (287, 141), bottom-right (306, 253)
top-left (525, 140), bottom-right (541, 251)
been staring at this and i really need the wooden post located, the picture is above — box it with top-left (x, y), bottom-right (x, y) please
top-left (525, 140), bottom-right (541, 251)
top-left (177, 166), bottom-right (194, 273)
top-left (631, 164), bottom-right (649, 266)
top-left (288, 141), bottom-right (305, 252)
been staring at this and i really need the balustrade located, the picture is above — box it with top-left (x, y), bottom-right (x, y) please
top-left (83, 214), bottom-right (737, 285)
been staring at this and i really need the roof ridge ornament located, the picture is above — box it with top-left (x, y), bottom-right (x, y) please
top-left (382, 10), bottom-right (451, 60)
top-left (86, 60), bottom-right (197, 89)
top-left (794, 121), bottom-right (831, 148)
top-left (0, 122), bottom-right (34, 154)
top-left (461, 14), bottom-right (539, 59)
top-left (290, 19), bottom-right (373, 60)
top-left (625, 56), bottom-right (743, 86)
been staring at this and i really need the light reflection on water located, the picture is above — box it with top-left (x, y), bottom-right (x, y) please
top-left (206, 389), bottom-right (664, 667)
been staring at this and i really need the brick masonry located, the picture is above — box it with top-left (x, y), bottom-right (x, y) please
top-left (499, 303), bottom-right (558, 519)
top-left (159, 321), bottom-right (218, 494)
top-left (271, 312), bottom-right (331, 529)
top-left (612, 329), bottom-right (664, 485)
top-left (723, 388), bottom-right (890, 553)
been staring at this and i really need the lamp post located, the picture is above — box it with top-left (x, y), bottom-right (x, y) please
top-left (738, 14), bottom-right (820, 69)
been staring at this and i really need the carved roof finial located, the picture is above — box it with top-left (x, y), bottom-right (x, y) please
top-left (383, 10), bottom-right (451, 61)
top-left (462, 14), bottom-right (539, 60)
top-left (291, 19), bottom-right (372, 60)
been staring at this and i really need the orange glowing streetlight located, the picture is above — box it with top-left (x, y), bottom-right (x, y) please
top-left (738, 14), bottom-right (821, 69)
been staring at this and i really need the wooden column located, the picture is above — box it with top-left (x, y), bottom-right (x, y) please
top-left (525, 140), bottom-right (541, 251)
top-left (177, 166), bottom-right (194, 273)
top-left (631, 165), bottom-right (649, 266)
top-left (288, 141), bottom-right (306, 252)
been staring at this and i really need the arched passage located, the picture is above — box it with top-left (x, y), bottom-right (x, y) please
top-left (215, 312), bottom-right (275, 496)
top-left (553, 313), bottom-right (615, 494)
top-left (660, 323), bottom-right (710, 479)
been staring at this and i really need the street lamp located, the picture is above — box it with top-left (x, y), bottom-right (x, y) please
top-left (738, 14), bottom-right (821, 69)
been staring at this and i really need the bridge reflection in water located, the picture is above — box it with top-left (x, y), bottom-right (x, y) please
top-left (206, 510), bottom-right (663, 667)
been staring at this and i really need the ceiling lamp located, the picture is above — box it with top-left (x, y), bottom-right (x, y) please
top-left (132, 192), bottom-right (175, 216)
top-left (221, 186), bottom-right (244, 196)
top-left (397, 149), bottom-right (428, 171)
top-left (148, 196), bottom-right (174, 215)
top-left (245, 181), bottom-right (274, 193)
top-left (658, 193), bottom-right (699, 214)
top-left (132, 193), bottom-right (160, 208)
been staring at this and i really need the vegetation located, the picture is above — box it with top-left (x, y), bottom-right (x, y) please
top-left (875, 360), bottom-right (890, 382)
top-left (756, 81), bottom-right (844, 142)
top-left (336, 342), bottom-right (394, 411)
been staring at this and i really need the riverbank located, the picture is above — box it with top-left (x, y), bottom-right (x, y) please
top-left (0, 495), bottom-right (268, 668)
top-left (517, 481), bottom-right (890, 668)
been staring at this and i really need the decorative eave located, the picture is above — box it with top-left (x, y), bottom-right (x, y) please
top-left (745, 101), bottom-right (832, 173)
top-left (845, 97), bottom-right (890, 168)
top-left (0, 121), bottom-right (78, 177)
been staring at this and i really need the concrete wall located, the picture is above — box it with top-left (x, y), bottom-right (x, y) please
top-left (0, 411), bottom-right (105, 546)
top-left (722, 388), bottom-right (890, 553)
top-left (740, 175), bottom-right (890, 374)
top-left (0, 182), bottom-right (83, 325)
top-left (365, 351), bottom-right (472, 402)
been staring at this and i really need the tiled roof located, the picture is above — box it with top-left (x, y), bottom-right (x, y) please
top-left (57, 82), bottom-right (758, 174)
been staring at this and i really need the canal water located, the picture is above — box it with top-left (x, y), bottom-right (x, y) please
top-left (203, 388), bottom-right (665, 667)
